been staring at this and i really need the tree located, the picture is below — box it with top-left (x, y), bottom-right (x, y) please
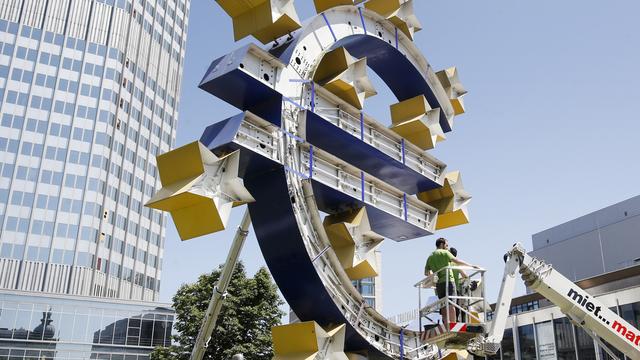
top-left (151, 261), bottom-right (285, 360)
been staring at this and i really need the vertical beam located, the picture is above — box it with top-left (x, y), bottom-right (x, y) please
top-left (190, 210), bottom-right (252, 360)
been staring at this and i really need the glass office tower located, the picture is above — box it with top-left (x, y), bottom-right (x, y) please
top-left (0, 0), bottom-right (189, 303)
top-left (0, 291), bottom-right (174, 359)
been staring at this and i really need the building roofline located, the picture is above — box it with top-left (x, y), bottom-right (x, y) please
top-left (532, 195), bottom-right (640, 244)
top-left (0, 289), bottom-right (173, 309)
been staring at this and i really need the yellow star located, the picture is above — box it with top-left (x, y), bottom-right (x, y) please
top-left (389, 95), bottom-right (445, 150)
top-left (323, 207), bottom-right (383, 280)
top-left (313, 47), bottom-right (377, 110)
top-left (145, 142), bottom-right (254, 241)
top-left (365, 0), bottom-right (422, 40)
top-left (418, 171), bottom-right (471, 230)
top-left (436, 67), bottom-right (468, 117)
top-left (216, 0), bottom-right (302, 44)
top-left (272, 322), bottom-right (349, 360)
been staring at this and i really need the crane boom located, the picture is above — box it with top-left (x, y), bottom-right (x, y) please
top-left (190, 210), bottom-right (252, 360)
top-left (469, 243), bottom-right (640, 360)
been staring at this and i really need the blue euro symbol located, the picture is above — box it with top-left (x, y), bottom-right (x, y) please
top-left (193, 7), bottom-right (468, 359)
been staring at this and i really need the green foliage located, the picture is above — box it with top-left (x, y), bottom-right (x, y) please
top-left (150, 262), bottom-right (285, 360)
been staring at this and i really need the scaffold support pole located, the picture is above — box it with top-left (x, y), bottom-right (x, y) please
top-left (190, 210), bottom-right (252, 360)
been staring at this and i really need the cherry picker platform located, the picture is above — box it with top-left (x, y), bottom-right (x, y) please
top-left (416, 265), bottom-right (488, 351)
top-left (416, 243), bottom-right (640, 360)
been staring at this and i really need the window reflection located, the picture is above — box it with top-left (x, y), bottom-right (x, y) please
top-left (574, 326), bottom-right (596, 360)
top-left (72, 313), bottom-right (88, 341)
top-left (0, 293), bottom-right (173, 359)
top-left (352, 278), bottom-right (377, 309)
top-left (554, 318), bottom-right (576, 360)
top-left (518, 324), bottom-right (536, 360)
top-left (502, 328), bottom-right (515, 360)
top-left (621, 302), bottom-right (640, 329)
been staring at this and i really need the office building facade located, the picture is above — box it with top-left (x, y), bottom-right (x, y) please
top-left (353, 251), bottom-right (384, 313)
top-left (0, 0), bottom-right (189, 302)
top-left (488, 196), bottom-right (640, 360)
top-left (530, 195), bottom-right (640, 282)
top-left (0, 291), bottom-right (173, 359)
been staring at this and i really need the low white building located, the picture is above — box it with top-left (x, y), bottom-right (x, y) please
top-left (489, 195), bottom-right (640, 360)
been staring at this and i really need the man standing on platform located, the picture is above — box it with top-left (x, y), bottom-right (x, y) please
top-left (425, 238), bottom-right (477, 324)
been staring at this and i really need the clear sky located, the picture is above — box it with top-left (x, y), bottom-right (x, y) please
top-left (159, 0), bottom-right (640, 317)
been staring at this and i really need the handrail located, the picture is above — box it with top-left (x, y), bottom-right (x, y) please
top-left (415, 265), bottom-right (486, 288)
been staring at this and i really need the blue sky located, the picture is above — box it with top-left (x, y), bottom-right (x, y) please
top-left (159, 1), bottom-right (640, 317)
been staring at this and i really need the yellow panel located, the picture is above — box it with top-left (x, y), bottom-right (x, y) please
top-left (364, 0), bottom-right (401, 16)
top-left (171, 198), bottom-right (225, 240)
top-left (231, 1), bottom-right (275, 41)
top-left (365, 0), bottom-right (422, 40)
top-left (389, 16), bottom-right (415, 40)
top-left (148, 143), bottom-right (255, 241)
top-left (324, 206), bottom-right (365, 225)
top-left (324, 212), bottom-right (358, 270)
top-left (216, 0), bottom-right (301, 44)
top-left (156, 141), bottom-right (207, 187)
top-left (436, 67), bottom-right (467, 117)
top-left (146, 190), bottom-right (207, 213)
top-left (324, 83), bottom-right (364, 109)
top-left (324, 222), bottom-right (355, 248)
top-left (345, 260), bottom-right (378, 280)
top-left (313, 0), bottom-right (357, 13)
top-left (323, 208), bottom-right (382, 280)
top-left (390, 120), bottom-right (435, 150)
top-left (451, 97), bottom-right (465, 116)
top-left (313, 48), bottom-right (351, 84)
top-left (272, 323), bottom-right (347, 360)
top-left (217, 0), bottom-right (268, 17)
top-left (272, 322), bottom-right (321, 355)
top-left (428, 197), bottom-right (455, 215)
top-left (417, 185), bottom-right (454, 204)
top-left (323, 209), bottom-right (365, 243)
top-left (335, 250), bottom-right (357, 271)
top-left (234, 10), bottom-right (301, 44)
top-left (418, 171), bottom-right (470, 230)
top-left (469, 311), bottom-right (481, 325)
top-left (389, 95), bottom-right (442, 150)
top-left (313, 48), bottom-right (375, 110)
top-left (390, 95), bottom-right (429, 124)
top-left (435, 209), bottom-right (469, 230)
top-left (439, 353), bottom-right (458, 360)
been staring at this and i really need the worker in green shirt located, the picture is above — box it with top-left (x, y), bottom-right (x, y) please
top-left (450, 247), bottom-right (468, 321)
top-left (449, 247), bottom-right (468, 293)
top-left (425, 238), bottom-right (477, 324)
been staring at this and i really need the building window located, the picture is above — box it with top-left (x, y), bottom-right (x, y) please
top-left (598, 310), bottom-right (626, 360)
top-left (575, 325), bottom-right (596, 360)
top-left (620, 302), bottom-right (640, 329)
top-left (502, 328), bottom-right (516, 360)
top-left (518, 324), bottom-right (536, 360)
top-left (553, 318), bottom-right (576, 360)
top-left (535, 321), bottom-right (556, 360)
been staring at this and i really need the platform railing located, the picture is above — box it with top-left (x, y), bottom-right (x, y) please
top-left (415, 265), bottom-right (488, 338)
